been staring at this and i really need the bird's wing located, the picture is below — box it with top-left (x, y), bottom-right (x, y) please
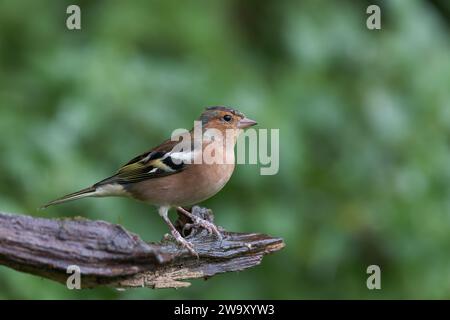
top-left (95, 138), bottom-right (192, 186)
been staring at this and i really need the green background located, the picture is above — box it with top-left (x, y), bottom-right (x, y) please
top-left (1, 0), bottom-right (450, 299)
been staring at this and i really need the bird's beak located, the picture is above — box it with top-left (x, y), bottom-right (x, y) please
top-left (238, 117), bottom-right (258, 129)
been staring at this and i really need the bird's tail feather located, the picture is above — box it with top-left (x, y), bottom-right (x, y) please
top-left (40, 186), bottom-right (98, 209)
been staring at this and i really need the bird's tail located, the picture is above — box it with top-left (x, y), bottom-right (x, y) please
top-left (40, 186), bottom-right (98, 209)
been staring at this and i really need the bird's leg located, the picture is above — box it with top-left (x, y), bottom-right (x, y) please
top-left (176, 206), bottom-right (222, 240)
top-left (158, 206), bottom-right (198, 257)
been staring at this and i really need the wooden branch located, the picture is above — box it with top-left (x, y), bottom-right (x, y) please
top-left (0, 206), bottom-right (284, 289)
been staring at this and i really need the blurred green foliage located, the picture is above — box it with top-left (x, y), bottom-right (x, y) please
top-left (1, 0), bottom-right (450, 299)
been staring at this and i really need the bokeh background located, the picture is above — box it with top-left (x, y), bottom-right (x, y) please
top-left (1, 0), bottom-right (450, 299)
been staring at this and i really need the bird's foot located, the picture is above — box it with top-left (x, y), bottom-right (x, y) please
top-left (177, 206), bottom-right (222, 240)
top-left (170, 229), bottom-right (198, 257)
top-left (183, 217), bottom-right (223, 241)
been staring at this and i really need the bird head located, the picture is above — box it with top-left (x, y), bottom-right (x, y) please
top-left (199, 106), bottom-right (257, 131)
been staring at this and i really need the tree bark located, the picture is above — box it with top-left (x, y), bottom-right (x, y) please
top-left (0, 206), bottom-right (284, 289)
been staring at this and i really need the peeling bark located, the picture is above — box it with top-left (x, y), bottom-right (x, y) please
top-left (0, 206), bottom-right (284, 289)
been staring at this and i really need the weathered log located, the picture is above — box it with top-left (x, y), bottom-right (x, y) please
top-left (0, 206), bottom-right (284, 289)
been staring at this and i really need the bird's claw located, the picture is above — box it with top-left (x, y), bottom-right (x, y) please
top-left (187, 217), bottom-right (223, 240)
top-left (171, 230), bottom-right (198, 257)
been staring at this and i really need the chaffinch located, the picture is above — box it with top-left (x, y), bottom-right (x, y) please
top-left (43, 106), bottom-right (257, 255)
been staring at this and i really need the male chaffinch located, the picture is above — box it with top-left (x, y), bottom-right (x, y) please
top-left (43, 106), bottom-right (257, 255)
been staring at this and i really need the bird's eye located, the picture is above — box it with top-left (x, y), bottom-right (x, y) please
top-left (223, 115), bottom-right (232, 122)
